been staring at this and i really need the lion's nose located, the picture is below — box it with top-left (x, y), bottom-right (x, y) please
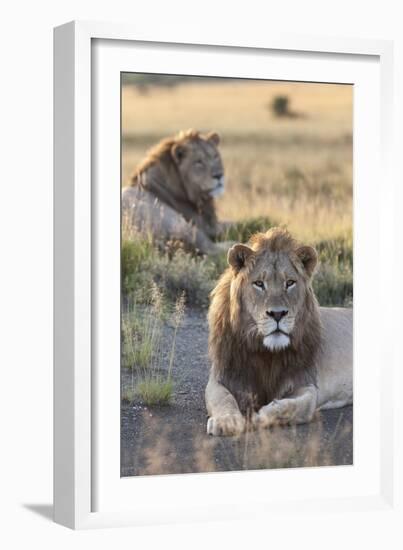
top-left (267, 310), bottom-right (288, 322)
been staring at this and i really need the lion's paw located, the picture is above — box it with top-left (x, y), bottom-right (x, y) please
top-left (207, 414), bottom-right (245, 437)
top-left (254, 399), bottom-right (296, 429)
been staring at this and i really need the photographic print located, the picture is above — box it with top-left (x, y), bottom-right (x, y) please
top-left (120, 73), bottom-right (353, 477)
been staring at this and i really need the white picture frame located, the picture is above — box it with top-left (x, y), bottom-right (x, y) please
top-left (54, 20), bottom-right (396, 530)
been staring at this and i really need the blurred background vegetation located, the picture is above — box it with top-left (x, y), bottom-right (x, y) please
top-left (121, 74), bottom-right (353, 310)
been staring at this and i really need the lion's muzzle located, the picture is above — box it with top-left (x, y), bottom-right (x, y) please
top-left (209, 176), bottom-right (225, 197)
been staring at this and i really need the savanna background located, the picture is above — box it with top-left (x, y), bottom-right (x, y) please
top-left (121, 74), bottom-right (353, 477)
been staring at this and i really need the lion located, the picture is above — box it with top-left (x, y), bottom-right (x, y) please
top-left (122, 129), bottom-right (231, 255)
top-left (205, 227), bottom-right (353, 436)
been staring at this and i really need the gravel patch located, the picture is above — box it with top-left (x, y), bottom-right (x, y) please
top-left (121, 309), bottom-right (353, 477)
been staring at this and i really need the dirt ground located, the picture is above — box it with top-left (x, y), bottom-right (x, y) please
top-left (121, 309), bottom-right (353, 477)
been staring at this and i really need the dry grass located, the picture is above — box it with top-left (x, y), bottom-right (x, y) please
top-left (122, 78), bottom-right (352, 242)
top-left (129, 409), bottom-right (352, 476)
top-left (122, 286), bottom-right (186, 406)
top-left (121, 80), bottom-right (352, 141)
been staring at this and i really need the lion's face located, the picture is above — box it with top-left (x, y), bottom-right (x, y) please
top-left (171, 132), bottom-right (224, 203)
top-left (228, 233), bottom-right (318, 352)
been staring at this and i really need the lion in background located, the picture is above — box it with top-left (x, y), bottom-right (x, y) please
top-left (206, 227), bottom-right (353, 436)
top-left (122, 129), bottom-right (232, 255)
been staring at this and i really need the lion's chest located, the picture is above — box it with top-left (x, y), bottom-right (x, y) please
top-left (220, 353), bottom-right (283, 414)
top-left (220, 347), bottom-right (311, 414)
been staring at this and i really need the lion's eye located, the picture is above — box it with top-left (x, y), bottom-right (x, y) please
top-left (194, 160), bottom-right (204, 167)
top-left (253, 280), bottom-right (265, 290)
top-left (286, 279), bottom-right (296, 289)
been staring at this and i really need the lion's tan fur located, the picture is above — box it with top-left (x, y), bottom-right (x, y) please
top-left (122, 130), bottom-right (226, 254)
top-left (131, 129), bottom-right (202, 180)
top-left (208, 228), bottom-right (322, 414)
top-left (206, 228), bottom-right (352, 436)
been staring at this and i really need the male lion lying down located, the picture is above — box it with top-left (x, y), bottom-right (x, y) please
top-left (122, 129), bottom-right (231, 255)
top-left (206, 227), bottom-right (352, 436)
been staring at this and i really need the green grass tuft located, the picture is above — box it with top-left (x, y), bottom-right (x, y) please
top-left (136, 376), bottom-right (174, 406)
top-left (121, 388), bottom-right (136, 404)
top-left (121, 236), bottom-right (156, 297)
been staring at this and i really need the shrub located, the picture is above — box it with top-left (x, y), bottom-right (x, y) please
top-left (151, 249), bottom-right (215, 307)
top-left (205, 250), bottom-right (228, 280)
top-left (121, 224), bottom-right (353, 309)
top-left (312, 234), bottom-right (353, 306)
top-left (122, 232), bottom-right (219, 307)
top-left (314, 235), bottom-right (353, 270)
top-left (121, 236), bottom-right (156, 297)
top-left (271, 95), bottom-right (291, 117)
top-left (221, 216), bottom-right (277, 243)
top-left (313, 263), bottom-right (353, 307)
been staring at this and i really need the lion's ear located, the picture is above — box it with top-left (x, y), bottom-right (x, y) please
top-left (228, 244), bottom-right (254, 272)
top-left (206, 131), bottom-right (220, 146)
top-left (171, 143), bottom-right (187, 164)
top-left (296, 246), bottom-right (318, 277)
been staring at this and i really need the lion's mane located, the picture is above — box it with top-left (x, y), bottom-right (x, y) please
top-left (130, 129), bottom-right (219, 237)
top-left (208, 228), bottom-right (323, 414)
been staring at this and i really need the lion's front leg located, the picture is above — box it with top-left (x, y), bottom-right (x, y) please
top-left (205, 373), bottom-right (246, 436)
top-left (254, 385), bottom-right (318, 429)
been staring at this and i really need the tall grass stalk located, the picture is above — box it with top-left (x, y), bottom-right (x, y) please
top-left (167, 292), bottom-right (186, 380)
top-left (122, 286), bottom-right (186, 406)
top-left (122, 282), bottom-right (165, 371)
